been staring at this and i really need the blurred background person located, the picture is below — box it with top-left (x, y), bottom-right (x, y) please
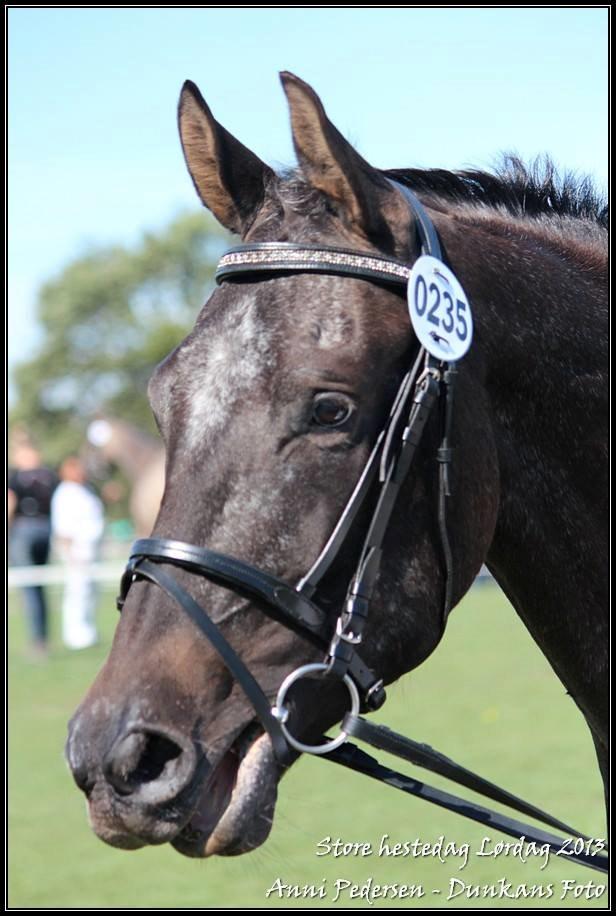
top-left (51, 456), bottom-right (105, 650)
top-left (7, 438), bottom-right (58, 658)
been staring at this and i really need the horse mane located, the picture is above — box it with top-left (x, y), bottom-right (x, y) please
top-left (272, 155), bottom-right (607, 272)
top-left (385, 154), bottom-right (608, 229)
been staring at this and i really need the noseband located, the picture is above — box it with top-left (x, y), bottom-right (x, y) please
top-left (117, 181), bottom-right (608, 873)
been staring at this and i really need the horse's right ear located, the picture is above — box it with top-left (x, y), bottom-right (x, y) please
top-left (178, 81), bottom-right (274, 235)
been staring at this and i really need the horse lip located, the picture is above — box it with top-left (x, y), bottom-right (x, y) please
top-left (171, 723), bottom-right (280, 858)
top-left (85, 715), bottom-right (271, 853)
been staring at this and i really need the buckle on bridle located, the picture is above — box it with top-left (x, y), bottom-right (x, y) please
top-left (416, 366), bottom-right (441, 386)
top-left (326, 592), bottom-right (369, 669)
top-left (334, 615), bottom-right (363, 645)
top-left (365, 678), bottom-right (386, 710)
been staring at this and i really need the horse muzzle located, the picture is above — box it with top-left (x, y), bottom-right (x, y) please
top-left (66, 708), bottom-right (280, 856)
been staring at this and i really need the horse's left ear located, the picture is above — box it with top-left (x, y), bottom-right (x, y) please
top-left (178, 80), bottom-right (274, 234)
top-left (280, 71), bottom-right (396, 240)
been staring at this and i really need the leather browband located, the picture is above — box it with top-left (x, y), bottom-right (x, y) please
top-left (215, 243), bottom-right (410, 287)
top-left (214, 180), bottom-right (441, 287)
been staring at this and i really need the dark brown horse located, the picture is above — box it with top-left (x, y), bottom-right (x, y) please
top-left (66, 74), bottom-right (608, 859)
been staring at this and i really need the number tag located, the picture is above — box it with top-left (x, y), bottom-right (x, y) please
top-left (407, 255), bottom-right (473, 361)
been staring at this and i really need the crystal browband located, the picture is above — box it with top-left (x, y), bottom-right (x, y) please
top-left (215, 243), bottom-right (411, 287)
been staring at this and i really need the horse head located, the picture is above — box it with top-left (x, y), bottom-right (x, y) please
top-left (67, 73), bottom-right (556, 859)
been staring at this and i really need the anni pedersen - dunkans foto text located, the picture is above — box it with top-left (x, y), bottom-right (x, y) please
top-left (264, 877), bottom-right (606, 903)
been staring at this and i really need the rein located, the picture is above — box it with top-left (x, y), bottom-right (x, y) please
top-left (117, 181), bottom-right (608, 874)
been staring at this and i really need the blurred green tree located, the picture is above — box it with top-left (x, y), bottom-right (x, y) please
top-left (10, 211), bottom-right (228, 464)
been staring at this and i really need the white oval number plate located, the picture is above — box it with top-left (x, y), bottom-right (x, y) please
top-left (407, 255), bottom-right (473, 361)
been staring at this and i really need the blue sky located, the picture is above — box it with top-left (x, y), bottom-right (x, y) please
top-left (8, 7), bottom-right (608, 380)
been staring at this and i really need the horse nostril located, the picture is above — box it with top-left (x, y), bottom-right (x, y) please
top-left (103, 726), bottom-right (196, 802)
top-left (69, 759), bottom-right (97, 797)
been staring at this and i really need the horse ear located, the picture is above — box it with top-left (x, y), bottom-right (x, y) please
top-left (178, 80), bottom-right (274, 234)
top-left (280, 71), bottom-right (392, 238)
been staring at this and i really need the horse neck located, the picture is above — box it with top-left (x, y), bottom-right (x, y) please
top-left (443, 211), bottom-right (608, 742)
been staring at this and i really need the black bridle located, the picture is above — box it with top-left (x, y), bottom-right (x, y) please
top-left (117, 181), bottom-right (607, 873)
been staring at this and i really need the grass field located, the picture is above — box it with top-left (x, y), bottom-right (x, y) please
top-left (8, 581), bottom-right (608, 909)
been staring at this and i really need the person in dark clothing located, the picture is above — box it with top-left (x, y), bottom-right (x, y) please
top-left (8, 442), bottom-right (58, 656)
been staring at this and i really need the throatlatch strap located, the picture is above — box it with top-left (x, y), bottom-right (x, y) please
top-left (387, 180), bottom-right (443, 260)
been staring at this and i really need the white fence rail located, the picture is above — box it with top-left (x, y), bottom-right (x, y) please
top-left (7, 563), bottom-right (125, 588)
top-left (8, 563), bottom-right (493, 589)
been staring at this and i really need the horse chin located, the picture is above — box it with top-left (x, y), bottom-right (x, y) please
top-left (172, 728), bottom-right (279, 858)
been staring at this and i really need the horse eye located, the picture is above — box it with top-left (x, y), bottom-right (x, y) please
top-left (311, 393), bottom-right (354, 428)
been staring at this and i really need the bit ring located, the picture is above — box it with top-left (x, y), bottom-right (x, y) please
top-left (272, 662), bottom-right (359, 755)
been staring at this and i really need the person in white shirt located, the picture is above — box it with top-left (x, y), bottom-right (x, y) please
top-left (51, 456), bottom-right (105, 650)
